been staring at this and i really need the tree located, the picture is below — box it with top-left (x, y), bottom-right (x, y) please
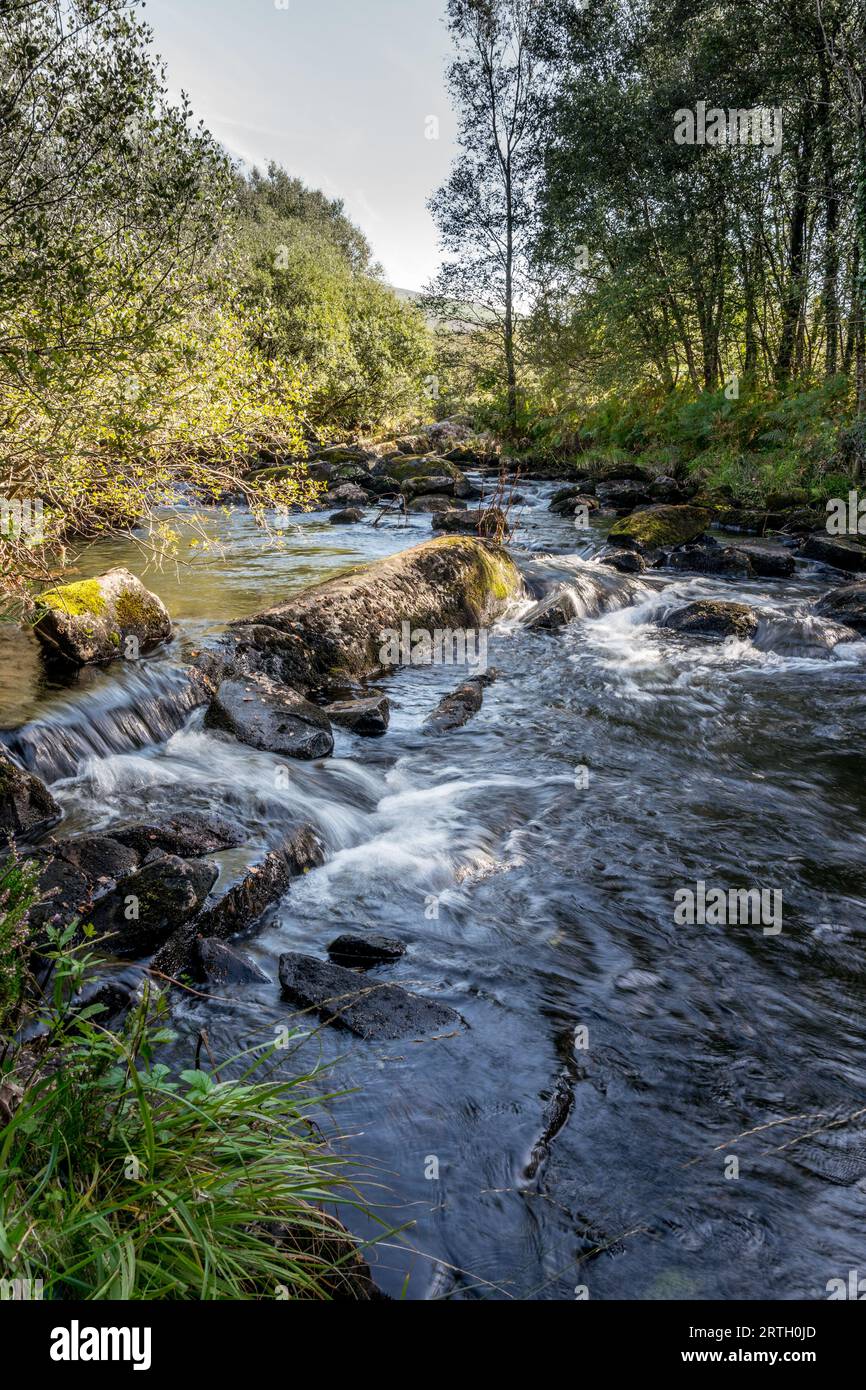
top-left (425, 0), bottom-right (552, 437)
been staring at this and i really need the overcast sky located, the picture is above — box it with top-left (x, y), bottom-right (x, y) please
top-left (143, 0), bottom-right (457, 290)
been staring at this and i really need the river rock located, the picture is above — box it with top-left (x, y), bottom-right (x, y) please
top-left (329, 508), bottom-right (364, 525)
top-left (0, 747), bottom-right (60, 843)
top-left (112, 811), bottom-right (245, 859)
top-left (151, 827), bottom-right (324, 981)
top-left (33, 567), bottom-right (172, 666)
top-left (327, 934), bottom-right (406, 967)
top-left (91, 853), bottom-right (219, 958)
top-left (801, 534), bottom-right (866, 573)
top-left (228, 537), bottom-right (523, 687)
top-left (424, 671), bottom-right (496, 731)
top-left (648, 476), bottom-right (683, 503)
top-left (324, 694), bottom-right (390, 736)
top-left (663, 541), bottom-right (755, 578)
top-left (609, 504), bottom-right (712, 553)
top-left (730, 541), bottom-right (796, 578)
top-left (600, 549), bottom-right (647, 574)
top-left (323, 483), bottom-right (368, 508)
top-left (662, 600), bottom-right (759, 642)
top-left (431, 507), bottom-right (507, 539)
top-left (814, 581), bottom-right (866, 633)
top-left (550, 492), bottom-right (599, 517)
top-left (402, 474), bottom-right (455, 499)
top-left (407, 494), bottom-right (463, 513)
top-left (205, 676), bottom-right (334, 759)
top-left (278, 952), bottom-right (462, 1039)
top-left (595, 463), bottom-right (653, 484)
top-left (595, 479), bottom-right (651, 512)
top-left (198, 938), bottom-right (269, 985)
top-left (378, 457), bottom-right (471, 497)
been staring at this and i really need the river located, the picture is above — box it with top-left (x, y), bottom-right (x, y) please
top-left (3, 480), bottom-right (866, 1300)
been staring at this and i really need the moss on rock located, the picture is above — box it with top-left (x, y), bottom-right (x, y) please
top-left (609, 504), bottom-right (712, 551)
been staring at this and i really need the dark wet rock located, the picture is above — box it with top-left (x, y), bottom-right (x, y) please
top-left (663, 541), bottom-right (755, 578)
top-left (228, 537), bottom-right (522, 687)
top-left (329, 508), bottom-right (364, 525)
top-left (609, 504), bottom-right (712, 552)
top-left (801, 533), bottom-right (866, 573)
top-left (41, 833), bottom-right (140, 887)
top-left (431, 506), bottom-right (507, 538)
top-left (647, 475), bottom-right (683, 503)
top-left (0, 747), bottom-right (60, 843)
top-left (780, 509), bottom-right (827, 536)
top-left (715, 508), bottom-right (782, 534)
top-left (278, 952), bottom-right (462, 1039)
top-left (524, 590), bottom-right (582, 631)
top-left (600, 549), bottom-right (647, 575)
top-left (550, 482), bottom-right (596, 506)
top-left (33, 567), bottom-right (172, 666)
top-left (424, 671), bottom-right (496, 731)
top-left (730, 540), bottom-right (796, 578)
top-left (524, 1070), bottom-right (575, 1181)
top-left (151, 827), bottom-right (324, 981)
top-left (198, 938), bottom-right (269, 986)
top-left (205, 675), bottom-right (334, 759)
top-left (662, 600), bottom-right (759, 642)
top-left (112, 811), bottom-right (244, 860)
top-left (324, 693), bottom-right (390, 736)
top-left (549, 491), bottom-right (599, 517)
top-left (362, 475), bottom-right (400, 498)
top-left (327, 933), bottom-right (406, 967)
top-left (595, 479), bottom-right (651, 512)
top-left (91, 853), bottom-right (219, 959)
top-left (595, 463), bottom-right (653, 484)
top-left (814, 581), bottom-right (866, 633)
top-left (28, 856), bottom-right (93, 939)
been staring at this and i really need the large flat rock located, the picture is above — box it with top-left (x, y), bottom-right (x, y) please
top-left (227, 536), bottom-right (523, 688)
top-left (278, 952), bottom-right (462, 1040)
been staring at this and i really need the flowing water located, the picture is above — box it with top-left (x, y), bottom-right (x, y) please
top-left (3, 484), bottom-right (866, 1300)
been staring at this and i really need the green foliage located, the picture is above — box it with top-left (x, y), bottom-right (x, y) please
top-left (0, 854), bottom-right (37, 1034)
top-left (0, 931), bottom-right (379, 1300)
top-left (0, 3), bottom-right (433, 599)
top-left (235, 202), bottom-right (433, 432)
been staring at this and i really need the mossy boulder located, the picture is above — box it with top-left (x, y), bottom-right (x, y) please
top-left (608, 505), bottom-right (712, 553)
top-left (227, 536), bottom-right (523, 686)
top-left (374, 456), bottom-right (471, 496)
top-left (0, 747), bottom-right (60, 843)
top-left (33, 567), bottom-right (171, 666)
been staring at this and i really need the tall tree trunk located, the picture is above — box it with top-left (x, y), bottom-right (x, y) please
top-left (503, 159), bottom-right (517, 437)
top-left (775, 122), bottom-right (814, 386)
top-left (817, 36), bottom-right (841, 377)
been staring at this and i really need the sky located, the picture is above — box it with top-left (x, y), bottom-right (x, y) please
top-left (142, 0), bottom-right (458, 291)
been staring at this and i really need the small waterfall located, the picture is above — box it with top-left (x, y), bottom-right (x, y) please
top-left (3, 662), bottom-right (211, 783)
